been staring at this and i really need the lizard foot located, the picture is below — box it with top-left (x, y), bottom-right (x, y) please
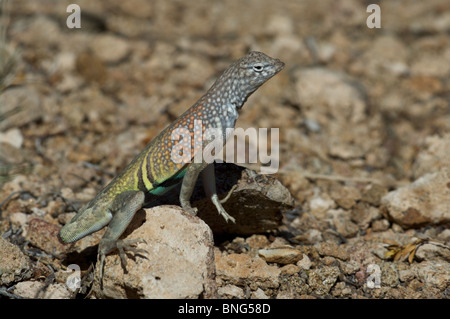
top-left (116, 238), bottom-right (147, 269)
top-left (212, 194), bottom-right (236, 223)
top-left (98, 238), bottom-right (147, 287)
top-left (181, 202), bottom-right (198, 216)
top-left (216, 204), bottom-right (236, 223)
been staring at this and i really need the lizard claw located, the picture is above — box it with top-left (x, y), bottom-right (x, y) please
top-left (97, 238), bottom-right (147, 288)
top-left (216, 204), bottom-right (236, 223)
top-left (181, 203), bottom-right (198, 216)
top-left (116, 238), bottom-right (148, 269)
top-left (211, 194), bottom-right (236, 223)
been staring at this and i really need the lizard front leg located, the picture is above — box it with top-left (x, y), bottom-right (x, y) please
top-left (97, 190), bottom-right (147, 285)
top-left (179, 162), bottom-right (207, 215)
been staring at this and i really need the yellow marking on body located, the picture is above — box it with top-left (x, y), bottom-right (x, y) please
top-left (132, 161), bottom-right (140, 190)
top-left (141, 153), bottom-right (154, 190)
top-left (148, 148), bottom-right (159, 186)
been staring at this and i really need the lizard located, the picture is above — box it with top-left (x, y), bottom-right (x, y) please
top-left (58, 51), bottom-right (284, 283)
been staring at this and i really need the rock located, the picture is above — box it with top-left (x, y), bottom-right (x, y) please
top-left (331, 282), bottom-right (353, 298)
top-left (296, 254), bottom-right (312, 270)
top-left (437, 229), bottom-right (450, 242)
top-left (410, 52), bottom-right (450, 78)
top-left (309, 190), bottom-right (336, 215)
top-left (90, 34), bottom-right (131, 64)
top-left (412, 134), bottom-right (450, 179)
top-left (26, 218), bottom-right (67, 255)
top-left (307, 266), bottom-right (340, 296)
top-left (215, 253), bottom-right (280, 291)
top-left (0, 238), bottom-right (32, 285)
top-left (344, 239), bottom-right (384, 270)
top-left (328, 142), bottom-right (366, 160)
top-left (351, 202), bottom-right (381, 229)
top-left (0, 128), bottom-right (23, 149)
top-left (223, 237), bottom-right (249, 254)
top-left (381, 169), bottom-right (450, 228)
top-left (245, 234), bottom-right (270, 249)
top-left (251, 288), bottom-right (269, 299)
top-left (380, 262), bottom-right (400, 288)
top-left (340, 260), bottom-right (360, 275)
top-left (294, 68), bottom-right (367, 125)
top-left (361, 184), bottom-right (388, 206)
top-left (293, 67), bottom-right (377, 161)
top-left (150, 164), bottom-right (292, 237)
top-left (327, 209), bottom-right (359, 238)
top-left (280, 264), bottom-right (301, 275)
top-left (278, 270), bottom-right (309, 298)
top-left (329, 185), bottom-right (361, 210)
top-left (294, 229), bottom-right (324, 244)
top-left (9, 212), bottom-right (29, 229)
top-left (398, 264), bottom-right (415, 283)
top-left (414, 261), bottom-right (450, 291)
top-left (316, 242), bottom-right (349, 261)
top-left (190, 163), bottom-right (293, 235)
top-left (371, 219), bottom-right (390, 232)
top-left (415, 242), bottom-right (450, 262)
top-left (93, 206), bottom-right (216, 299)
top-left (13, 281), bottom-right (72, 299)
top-left (218, 285), bottom-right (245, 299)
top-left (0, 87), bottom-right (42, 131)
top-left (350, 35), bottom-right (408, 77)
top-left (14, 16), bottom-right (62, 47)
top-left (114, 0), bottom-right (154, 19)
top-left (258, 247), bottom-right (303, 265)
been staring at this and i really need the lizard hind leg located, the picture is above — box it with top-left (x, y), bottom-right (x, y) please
top-left (201, 164), bottom-right (236, 223)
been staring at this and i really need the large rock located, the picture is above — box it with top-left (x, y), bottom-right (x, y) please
top-left (92, 206), bottom-right (216, 299)
top-left (194, 163), bottom-right (293, 235)
top-left (381, 169), bottom-right (450, 228)
top-left (153, 163), bottom-right (293, 236)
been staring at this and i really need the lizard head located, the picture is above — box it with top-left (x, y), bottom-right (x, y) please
top-left (58, 202), bottom-right (112, 244)
top-left (236, 51), bottom-right (285, 92)
top-left (209, 51), bottom-right (284, 109)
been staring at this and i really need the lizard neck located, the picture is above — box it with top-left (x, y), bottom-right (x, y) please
top-left (206, 66), bottom-right (253, 111)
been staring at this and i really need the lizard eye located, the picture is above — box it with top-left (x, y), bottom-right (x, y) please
top-left (252, 63), bottom-right (264, 72)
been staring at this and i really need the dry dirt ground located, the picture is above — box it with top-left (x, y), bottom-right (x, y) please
top-left (0, 0), bottom-right (449, 299)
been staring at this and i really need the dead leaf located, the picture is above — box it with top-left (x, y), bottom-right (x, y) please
top-left (384, 238), bottom-right (427, 263)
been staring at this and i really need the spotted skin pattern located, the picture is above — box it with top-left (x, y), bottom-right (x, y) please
top-left (58, 51), bottom-right (284, 284)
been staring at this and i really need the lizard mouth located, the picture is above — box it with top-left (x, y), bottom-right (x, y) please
top-left (274, 59), bottom-right (285, 73)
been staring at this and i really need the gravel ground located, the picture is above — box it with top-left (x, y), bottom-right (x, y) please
top-left (0, 0), bottom-right (449, 299)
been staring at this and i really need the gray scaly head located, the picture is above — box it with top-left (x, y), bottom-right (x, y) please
top-left (206, 51), bottom-right (285, 111)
